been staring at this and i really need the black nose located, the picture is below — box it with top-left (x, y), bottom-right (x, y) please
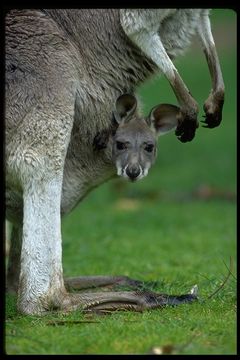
top-left (126, 165), bottom-right (140, 180)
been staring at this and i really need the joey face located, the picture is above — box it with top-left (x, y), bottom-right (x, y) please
top-left (112, 94), bottom-right (180, 182)
top-left (112, 120), bottom-right (157, 181)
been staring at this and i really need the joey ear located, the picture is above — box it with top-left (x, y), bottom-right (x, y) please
top-left (147, 104), bottom-right (180, 135)
top-left (113, 93), bottom-right (137, 125)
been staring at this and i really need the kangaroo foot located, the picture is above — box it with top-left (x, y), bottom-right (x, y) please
top-left (201, 91), bottom-right (224, 128)
top-left (18, 281), bottom-right (198, 315)
top-left (64, 275), bottom-right (158, 292)
top-left (175, 112), bottom-right (199, 143)
top-left (61, 285), bottom-right (198, 313)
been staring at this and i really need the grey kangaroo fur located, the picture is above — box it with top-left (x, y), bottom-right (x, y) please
top-left (6, 9), bottom-right (224, 314)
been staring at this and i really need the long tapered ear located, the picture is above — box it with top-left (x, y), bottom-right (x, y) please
top-left (113, 94), bottom-right (137, 125)
top-left (147, 104), bottom-right (180, 135)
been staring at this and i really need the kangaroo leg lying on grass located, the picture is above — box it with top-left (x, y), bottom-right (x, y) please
top-left (7, 227), bottom-right (198, 311)
top-left (6, 9), bottom-right (223, 314)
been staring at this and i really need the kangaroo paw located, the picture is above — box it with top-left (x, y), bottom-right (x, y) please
top-left (175, 113), bottom-right (199, 143)
top-left (93, 129), bottom-right (111, 150)
top-left (201, 91), bottom-right (224, 128)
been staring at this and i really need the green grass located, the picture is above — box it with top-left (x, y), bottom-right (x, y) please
top-left (5, 9), bottom-right (236, 355)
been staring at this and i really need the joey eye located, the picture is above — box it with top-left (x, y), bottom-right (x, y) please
top-left (144, 144), bottom-right (154, 153)
top-left (116, 141), bottom-right (126, 150)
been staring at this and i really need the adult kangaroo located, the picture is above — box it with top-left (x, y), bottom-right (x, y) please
top-left (5, 9), bottom-right (224, 314)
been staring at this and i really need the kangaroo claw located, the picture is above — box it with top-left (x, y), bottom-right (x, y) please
top-left (189, 284), bottom-right (198, 296)
top-left (202, 92), bottom-right (224, 129)
top-left (175, 113), bottom-right (199, 143)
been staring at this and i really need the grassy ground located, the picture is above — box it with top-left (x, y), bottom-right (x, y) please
top-left (5, 9), bottom-right (236, 355)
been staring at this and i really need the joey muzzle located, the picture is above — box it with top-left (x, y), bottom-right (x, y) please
top-left (126, 164), bottom-right (141, 181)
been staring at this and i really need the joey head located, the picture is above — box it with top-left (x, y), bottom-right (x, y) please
top-left (94, 94), bottom-right (180, 182)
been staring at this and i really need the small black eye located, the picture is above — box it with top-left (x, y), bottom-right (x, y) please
top-left (116, 141), bottom-right (126, 150)
top-left (145, 144), bottom-right (154, 152)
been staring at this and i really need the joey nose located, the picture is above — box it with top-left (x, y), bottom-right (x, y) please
top-left (126, 165), bottom-right (140, 180)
